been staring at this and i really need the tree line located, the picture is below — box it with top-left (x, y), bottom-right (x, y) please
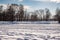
top-left (0, 4), bottom-right (24, 21)
top-left (0, 4), bottom-right (60, 23)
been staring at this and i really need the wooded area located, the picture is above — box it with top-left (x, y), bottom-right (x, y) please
top-left (0, 4), bottom-right (60, 23)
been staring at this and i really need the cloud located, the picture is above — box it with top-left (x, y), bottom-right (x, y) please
top-left (33, 0), bottom-right (60, 3)
top-left (24, 5), bottom-right (33, 12)
top-left (13, 0), bottom-right (23, 2)
top-left (18, 0), bottom-right (23, 2)
top-left (24, 5), bottom-right (31, 10)
top-left (50, 0), bottom-right (60, 3)
top-left (0, 4), bottom-right (7, 10)
top-left (34, 0), bottom-right (49, 2)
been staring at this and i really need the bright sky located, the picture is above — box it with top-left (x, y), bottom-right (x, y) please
top-left (0, 0), bottom-right (60, 15)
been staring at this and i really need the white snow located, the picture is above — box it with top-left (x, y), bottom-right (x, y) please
top-left (0, 21), bottom-right (60, 40)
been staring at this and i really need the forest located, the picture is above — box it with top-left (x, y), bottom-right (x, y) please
top-left (0, 4), bottom-right (60, 23)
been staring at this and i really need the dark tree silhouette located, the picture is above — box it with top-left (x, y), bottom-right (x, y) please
top-left (0, 4), bottom-right (24, 21)
top-left (19, 4), bottom-right (24, 21)
top-left (0, 5), bottom-right (3, 21)
top-left (6, 5), bottom-right (15, 21)
top-left (31, 14), bottom-right (37, 21)
top-left (55, 8), bottom-right (60, 23)
top-left (45, 8), bottom-right (51, 21)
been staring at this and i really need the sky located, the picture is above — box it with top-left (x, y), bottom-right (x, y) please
top-left (0, 0), bottom-right (60, 15)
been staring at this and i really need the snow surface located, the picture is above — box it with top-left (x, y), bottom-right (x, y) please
top-left (0, 21), bottom-right (60, 40)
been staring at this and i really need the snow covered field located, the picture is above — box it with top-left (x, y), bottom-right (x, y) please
top-left (0, 21), bottom-right (60, 40)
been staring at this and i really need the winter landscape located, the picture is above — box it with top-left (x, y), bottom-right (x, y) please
top-left (0, 0), bottom-right (60, 40)
top-left (0, 22), bottom-right (60, 40)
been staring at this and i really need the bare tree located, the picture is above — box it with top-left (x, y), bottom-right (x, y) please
top-left (45, 8), bottom-right (51, 21)
top-left (39, 9), bottom-right (44, 21)
top-left (18, 4), bottom-right (24, 21)
top-left (31, 14), bottom-right (37, 21)
top-left (0, 5), bottom-right (3, 21)
top-left (55, 8), bottom-right (60, 23)
top-left (6, 5), bottom-right (15, 21)
top-left (0, 5), bottom-right (3, 13)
